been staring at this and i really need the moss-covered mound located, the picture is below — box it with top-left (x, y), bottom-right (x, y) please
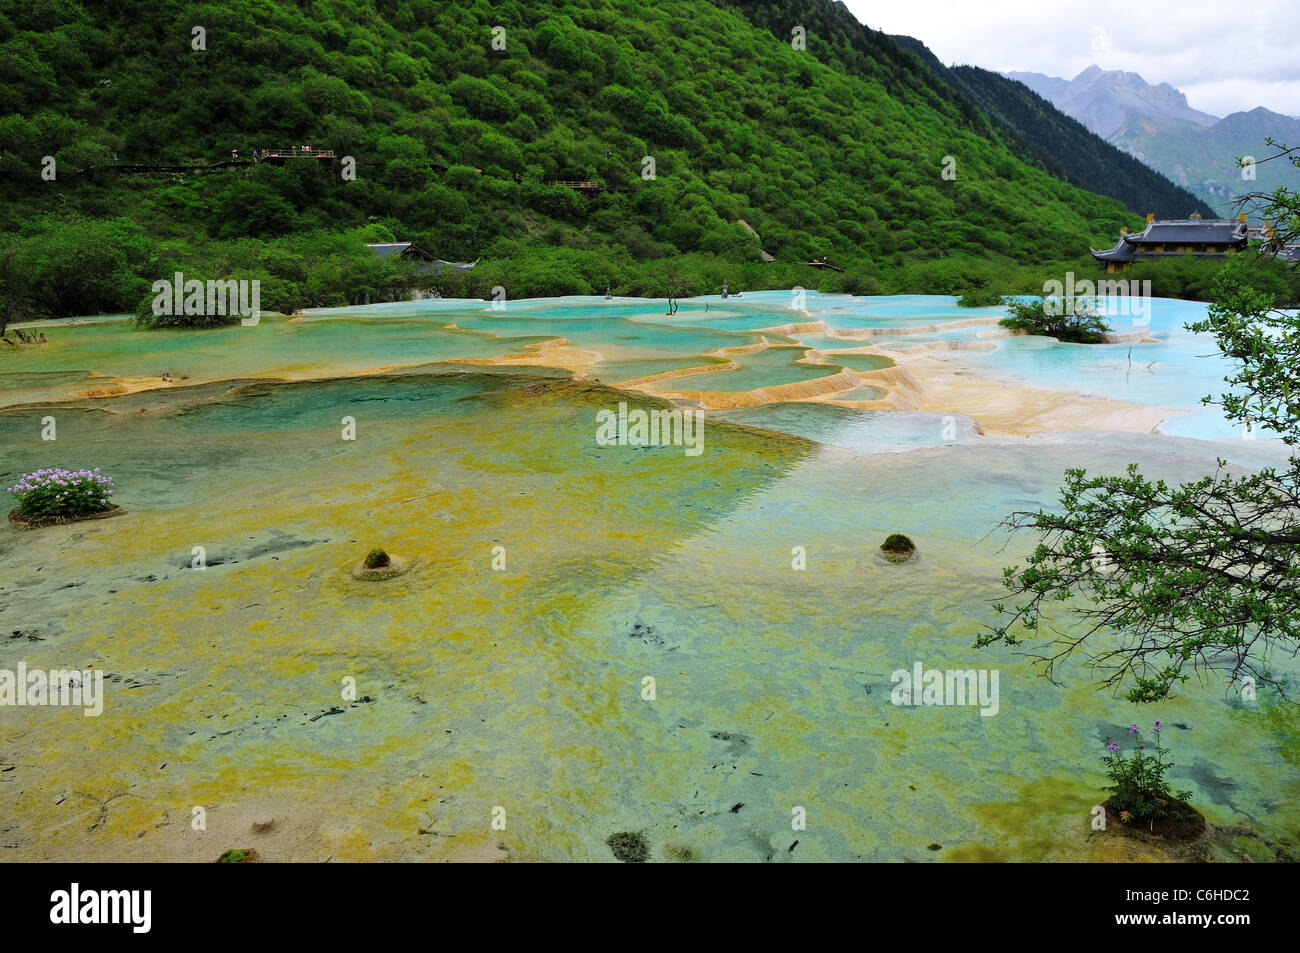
top-left (880, 533), bottom-right (917, 563)
top-left (606, 831), bottom-right (649, 863)
top-left (215, 847), bottom-right (258, 863)
top-left (1104, 799), bottom-right (1206, 843)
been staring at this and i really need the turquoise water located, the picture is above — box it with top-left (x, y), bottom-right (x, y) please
top-left (589, 356), bottom-right (729, 383)
top-left (820, 353), bottom-right (895, 373)
top-left (955, 304), bottom-right (1268, 440)
top-left (832, 384), bottom-right (888, 401)
top-left (646, 346), bottom-right (841, 393)
top-left (787, 294), bottom-right (1276, 441)
top-left (2, 293), bottom-right (1295, 862)
top-left (9, 295), bottom-right (1262, 434)
top-left (713, 404), bottom-right (983, 453)
top-left (449, 311), bottom-right (759, 355)
top-left (789, 333), bottom-right (864, 351)
top-left (0, 315), bottom-right (552, 407)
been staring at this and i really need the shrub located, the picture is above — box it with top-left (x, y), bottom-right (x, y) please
top-left (956, 289), bottom-right (1005, 307)
top-left (363, 548), bottom-right (390, 569)
top-left (133, 289), bottom-right (244, 328)
top-left (1000, 297), bottom-right (1111, 343)
top-left (7, 467), bottom-right (114, 518)
top-left (1102, 722), bottom-right (1193, 825)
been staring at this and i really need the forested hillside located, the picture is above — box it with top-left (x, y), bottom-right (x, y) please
top-left (0, 0), bottom-right (1139, 318)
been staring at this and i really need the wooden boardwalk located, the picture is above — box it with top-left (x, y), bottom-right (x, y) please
top-left (73, 147), bottom-right (336, 178)
top-left (34, 154), bottom-right (634, 195)
top-left (546, 179), bottom-right (633, 193)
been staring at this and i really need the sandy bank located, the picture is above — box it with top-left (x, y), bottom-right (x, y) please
top-left (1102, 330), bottom-right (1161, 344)
top-left (615, 360), bottom-right (739, 388)
top-left (831, 316), bottom-right (1003, 340)
top-left (884, 349), bottom-right (1179, 437)
top-left (752, 320), bottom-right (829, 336)
top-left (70, 375), bottom-right (184, 399)
top-left (449, 338), bottom-right (601, 377)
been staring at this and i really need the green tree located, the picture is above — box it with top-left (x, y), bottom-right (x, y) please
top-left (213, 180), bottom-right (298, 238)
top-left (981, 178), bottom-right (1300, 701)
top-left (18, 215), bottom-right (149, 317)
top-left (0, 244), bottom-right (34, 337)
top-left (1000, 297), bottom-right (1111, 343)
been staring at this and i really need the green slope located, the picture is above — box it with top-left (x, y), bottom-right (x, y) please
top-left (0, 0), bottom-right (1133, 318)
top-left (1114, 108), bottom-right (1300, 218)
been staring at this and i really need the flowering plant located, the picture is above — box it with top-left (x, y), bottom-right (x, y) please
top-left (7, 468), bottom-right (115, 519)
top-left (1102, 721), bottom-right (1192, 825)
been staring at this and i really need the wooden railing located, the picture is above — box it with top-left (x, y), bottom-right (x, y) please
top-left (255, 147), bottom-right (337, 159)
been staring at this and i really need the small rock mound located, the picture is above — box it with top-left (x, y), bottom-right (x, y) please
top-left (880, 533), bottom-right (917, 563)
top-left (606, 831), bottom-right (649, 863)
top-left (1103, 800), bottom-right (1206, 842)
top-left (351, 548), bottom-right (411, 580)
top-left (215, 848), bottom-right (258, 863)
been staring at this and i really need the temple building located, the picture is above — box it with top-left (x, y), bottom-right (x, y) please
top-left (365, 242), bottom-right (477, 275)
top-left (1091, 213), bottom-right (1249, 273)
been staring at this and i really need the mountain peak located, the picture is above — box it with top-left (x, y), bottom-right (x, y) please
top-left (1001, 64), bottom-right (1297, 217)
top-left (1016, 65), bottom-right (1219, 137)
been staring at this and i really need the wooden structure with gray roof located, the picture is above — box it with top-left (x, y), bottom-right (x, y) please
top-left (1092, 214), bottom-right (1249, 273)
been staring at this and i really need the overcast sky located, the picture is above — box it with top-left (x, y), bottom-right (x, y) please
top-left (841, 0), bottom-right (1300, 118)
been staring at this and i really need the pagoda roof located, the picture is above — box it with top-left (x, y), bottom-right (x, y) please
top-left (1124, 220), bottom-right (1247, 246)
top-left (1092, 237), bottom-right (1137, 262)
top-left (1091, 218), bottom-right (1250, 263)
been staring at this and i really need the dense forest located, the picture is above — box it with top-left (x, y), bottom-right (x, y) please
top-left (0, 0), bottom-right (1282, 321)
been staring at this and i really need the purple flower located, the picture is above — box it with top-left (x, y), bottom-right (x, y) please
top-left (1128, 723), bottom-right (1139, 734)
top-left (1153, 721), bottom-right (1163, 732)
top-left (1107, 742), bottom-right (1119, 752)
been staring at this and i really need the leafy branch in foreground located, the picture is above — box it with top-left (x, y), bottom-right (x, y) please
top-left (980, 460), bottom-right (1300, 701)
top-left (1234, 140), bottom-right (1300, 262)
top-left (982, 169), bottom-right (1300, 702)
top-left (1190, 160), bottom-right (1300, 443)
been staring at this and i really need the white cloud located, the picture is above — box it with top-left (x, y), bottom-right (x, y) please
top-left (842, 0), bottom-right (1300, 117)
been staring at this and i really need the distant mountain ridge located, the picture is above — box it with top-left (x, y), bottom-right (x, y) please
top-left (1008, 66), bottom-right (1218, 138)
top-left (1005, 67), bottom-right (1300, 217)
top-left (891, 38), bottom-right (1215, 218)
